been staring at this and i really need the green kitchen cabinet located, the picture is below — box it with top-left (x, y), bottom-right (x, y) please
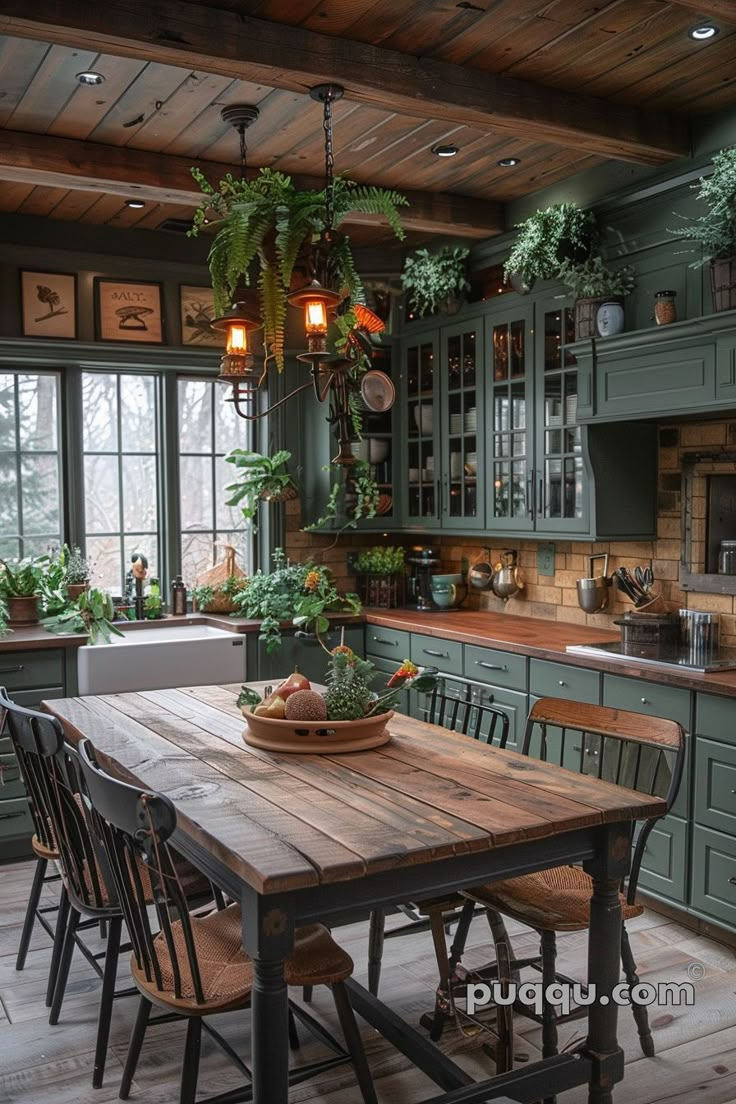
top-left (441, 320), bottom-right (485, 530)
top-left (486, 305), bottom-right (535, 533)
top-left (691, 825), bottom-right (736, 928)
top-left (637, 814), bottom-right (689, 904)
top-left (400, 329), bottom-right (442, 528)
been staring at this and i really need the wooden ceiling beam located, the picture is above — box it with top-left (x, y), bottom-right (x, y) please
top-left (667, 1), bottom-right (736, 24)
top-left (0, 129), bottom-right (502, 238)
top-left (0, 2), bottom-right (689, 165)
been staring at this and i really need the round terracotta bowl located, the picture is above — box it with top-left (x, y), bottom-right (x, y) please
top-left (243, 709), bottom-right (394, 754)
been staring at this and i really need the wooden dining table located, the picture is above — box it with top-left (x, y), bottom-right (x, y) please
top-left (44, 682), bottom-right (667, 1104)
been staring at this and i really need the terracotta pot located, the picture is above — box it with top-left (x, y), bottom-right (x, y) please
top-left (66, 583), bottom-right (88, 601)
top-left (7, 595), bottom-right (40, 625)
top-left (710, 257), bottom-right (736, 313)
top-left (243, 709), bottom-right (394, 754)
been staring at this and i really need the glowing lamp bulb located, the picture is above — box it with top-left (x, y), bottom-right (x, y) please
top-left (305, 299), bottom-right (328, 335)
top-left (226, 323), bottom-right (249, 355)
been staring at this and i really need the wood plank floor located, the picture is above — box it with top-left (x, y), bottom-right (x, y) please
top-left (1, 860), bottom-right (736, 1103)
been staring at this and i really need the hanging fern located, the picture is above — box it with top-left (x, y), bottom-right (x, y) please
top-left (191, 167), bottom-right (407, 370)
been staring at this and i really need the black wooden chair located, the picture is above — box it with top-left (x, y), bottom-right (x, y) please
top-left (76, 735), bottom-right (379, 1104)
top-left (436, 696), bottom-right (686, 1093)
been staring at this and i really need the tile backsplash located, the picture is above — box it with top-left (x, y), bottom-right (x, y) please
top-left (285, 419), bottom-right (736, 649)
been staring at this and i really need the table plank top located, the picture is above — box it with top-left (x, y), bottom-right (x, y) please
top-left (44, 683), bottom-right (667, 895)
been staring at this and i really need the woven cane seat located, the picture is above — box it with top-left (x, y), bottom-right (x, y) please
top-left (131, 904), bottom-right (353, 1013)
top-left (465, 865), bottom-right (643, 933)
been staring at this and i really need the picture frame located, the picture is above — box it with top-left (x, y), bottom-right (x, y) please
top-left (21, 270), bottom-right (77, 340)
top-left (94, 278), bottom-right (165, 344)
top-left (179, 285), bottom-right (223, 347)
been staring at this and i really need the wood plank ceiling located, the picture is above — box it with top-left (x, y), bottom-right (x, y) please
top-left (0, 0), bottom-right (733, 238)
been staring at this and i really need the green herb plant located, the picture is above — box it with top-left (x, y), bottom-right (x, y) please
top-left (0, 558), bottom-right (47, 598)
top-left (401, 246), bottom-right (471, 318)
top-left (224, 449), bottom-right (298, 531)
top-left (503, 203), bottom-right (597, 286)
top-left (670, 145), bottom-right (736, 266)
top-left (354, 546), bottom-right (405, 575)
top-left (190, 167), bottom-right (407, 371)
top-left (558, 257), bottom-right (636, 299)
top-left (64, 546), bottom-right (91, 585)
top-left (42, 588), bottom-right (124, 645)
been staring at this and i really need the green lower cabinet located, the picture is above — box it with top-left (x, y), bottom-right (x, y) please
top-left (529, 659), bottom-right (600, 704)
top-left (471, 684), bottom-right (527, 750)
top-left (252, 625), bottom-right (365, 685)
top-left (636, 814), bottom-right (689, 904)
top-left (694, 736), bottom-right (736, 837)
top-left (691, 825), bottom-right (736, 928)
top-left (411, 633), bottom-right (463, 677)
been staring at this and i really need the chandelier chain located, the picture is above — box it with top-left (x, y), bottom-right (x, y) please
top-left (239, 124), bottom-right (248, 179)
top-left (323, 91), bottom-right (335, 232)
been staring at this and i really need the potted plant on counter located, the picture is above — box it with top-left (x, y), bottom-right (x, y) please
top-left (43, 588), bottom-right (124, 645)
top-left (670, 145), bottom-right (736, 312)
top-left (0, 558), bottom-right (46, 625)
top-left (401, 245), bottom-right (471, 318)
top-left (63, 546), bottom-right (91, 600)
top-left (352, 545), bottom-right (406, 608)
top-left (558, 256), bottom-right (636, 340)
top-left (503, 202), bottom-right (597, 291)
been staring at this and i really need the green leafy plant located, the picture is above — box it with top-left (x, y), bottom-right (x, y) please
top-left (670, 146), bottom-right (736, 266)
top-left (401, 246), bottom-right (471, 318)
top-left (558, 257), bottom-right (636, 299)
top-left (63, 546), bottom-right (91, 585)
top-left (42, 588), bottom-right (124, 645)
top-left (192, 584), bottom-right (215, 610)
top-left (0, 597), bottom-right (8, 637)
top-left (224, 449), bottom-right (298, 531)
top-left (354, 546), bottom-right (406, 575)
top-left (305, 460), bottom-right (380, 536)
top-left (144, 578), bottom-right (163, 620)
top-left (190, 167), bottom-right (407, 370)
top-left (0, 558), bottom-right (46, 598)
top-left (503, 203), bottom-right (597, 286)
top-left (231, 548), bottom-right (361, 652)
top-left (192, 576), bottom-right (246, 612)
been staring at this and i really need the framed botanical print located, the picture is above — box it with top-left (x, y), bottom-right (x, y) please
top-left (94, 278), bottom-right (165, 343)
top-left (179, 285), bottom-right (223, 347)
top-left (21, 270), bottom-right (77, 339)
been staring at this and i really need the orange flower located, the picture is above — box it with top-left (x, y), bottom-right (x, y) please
top-left (304, 570), bottom-right (321, 592)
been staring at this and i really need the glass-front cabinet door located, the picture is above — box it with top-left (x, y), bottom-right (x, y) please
top-left (535, 300), bottom-right (588, 533)
top-left (440, 321), bottom-right (484, 530)
top-left (485, 306), bottom-right (534, 532)
top-left (401, 331), bottom-right (441, 528)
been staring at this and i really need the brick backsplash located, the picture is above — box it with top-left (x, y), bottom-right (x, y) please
top-left (285, 419), bottom-right (736, 647)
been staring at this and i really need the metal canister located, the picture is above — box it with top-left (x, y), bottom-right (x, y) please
top-left (679, 609), bottom-right (720, 657)
top-left (718, 541), bottom-right (736, 575)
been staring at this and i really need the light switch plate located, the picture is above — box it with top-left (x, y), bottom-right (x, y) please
top-left (537, 542), bottom-right (555, 577)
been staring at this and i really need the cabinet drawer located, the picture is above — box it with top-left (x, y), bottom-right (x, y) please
top-left (0, 796), bottom-right (33, 839)
top-left (8, 686), bottom-right (67, 711)
top-left (365, 626), bottom-right (411, 661)
top-left (695, 736), bottom-right (736, 837)
top-left (464, 645), bottom-right (527, 691)
top-left (0, 752), bottom-right (26, 801)
top-left (691, 825), bottom-right (736, 928)
top-left (602, 674), bottom-right (691, 730)
top-left (411, 633), bottom-right (463, 677)
top-left (696, 693), bottom-right (736, 744)
top-left (0, 650), bottom-right (64, 692)
top-left (471, 685), bottom-right (528, 750)
top-left (529, 659), bottom-right (600, 704)
top-left (366, 654), bottom-right (410, 715)
top-left (637, 813), bottom-right (688, 903)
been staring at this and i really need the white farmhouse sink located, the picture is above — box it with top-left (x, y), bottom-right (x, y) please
top-left (77, 623), bottom-right (247, 695)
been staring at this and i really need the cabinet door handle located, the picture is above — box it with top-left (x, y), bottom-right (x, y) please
top-left (476, 661), bottom-right (508, 672)
top-left (573, 745), bottom-right (599, 756)
top-left (729, 877), bottom-right (736, 886)
top-left (436, 479), bottom-right (441, 520)
top-left (0, 665), bottom-right (23, 674)
top-left (372, 637), bottom-right (398, 647)
top-left (423, 648), bottom-right (449, 659)
top-left (537, 474), bottom-right (544, 516)
top-left (640, 697), bottom-right (650, 705)
top-left (0, 768), bottom-right (19, 785)
top-left (526, 473), bottom-right (534, 519)
top-left (0, 810), bottom-right (25, 821)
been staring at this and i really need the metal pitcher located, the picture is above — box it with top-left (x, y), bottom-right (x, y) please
top-left (576, 554), bottom-right (611, 614)
top-left (492, 550), bottom-right (524, 602)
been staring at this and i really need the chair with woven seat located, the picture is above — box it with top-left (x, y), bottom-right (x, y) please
top-left (76, 735), bottom-right (378, 1104)
top-left (439, 696), bottom-right (685, 1090)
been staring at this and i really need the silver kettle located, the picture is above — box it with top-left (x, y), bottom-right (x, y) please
top-left (492, 550), bottom-right (524, 602)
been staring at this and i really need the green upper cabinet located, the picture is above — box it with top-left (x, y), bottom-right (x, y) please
top-left (441, 320), bottom-right (485, 530)
top-left (401, 330), bottom-right (441, 528)
top-left (486, 306), bottom-right (534, 533)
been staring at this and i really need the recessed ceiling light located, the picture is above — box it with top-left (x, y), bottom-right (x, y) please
top-left (497, 157), bottom-right (521, 167)
top-left (688, 23), bottom-right (719, 40)
top-left (126, 199), bottom-right (146, 209)
top-left (431, 144), bottom-right (459, 157)
top-left (76, 71), bottom-right (105, 85)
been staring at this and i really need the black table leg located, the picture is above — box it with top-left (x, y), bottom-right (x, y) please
top-left (242, 895), bottom-right (294, 1104)
top-left (584, 823), bottom-right (629, 1104)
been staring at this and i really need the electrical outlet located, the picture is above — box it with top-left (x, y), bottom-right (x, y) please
top-left (537, 542), bottom-right (555, 577)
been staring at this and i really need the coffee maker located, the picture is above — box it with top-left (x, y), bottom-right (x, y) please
top-left (406, 545), bottom-right (441, 610)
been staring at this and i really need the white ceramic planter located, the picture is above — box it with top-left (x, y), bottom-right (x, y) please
top-left (596, 300), bottom-right (625, 337)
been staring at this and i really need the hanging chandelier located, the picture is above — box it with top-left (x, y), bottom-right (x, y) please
top-left (209, 85), bottom-right (395, 466)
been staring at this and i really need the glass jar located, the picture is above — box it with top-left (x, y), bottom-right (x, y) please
top-left (654, 290), bottom-right (677, 325)
top-left (718, 540), bottom-right (736, 574)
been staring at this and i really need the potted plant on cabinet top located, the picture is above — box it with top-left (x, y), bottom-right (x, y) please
top-left (503, 202), bottom-right (597, 291)
top-left (670, 145), bottom-right (736, 312)
top-left (558, 256), bottom-right (636, 340)
top-left (63, 545), bottom-right (91, 600)
top-left (401, 245), bottom-right (471, 318)
top-left (0, 558), bottom-right (46, 624)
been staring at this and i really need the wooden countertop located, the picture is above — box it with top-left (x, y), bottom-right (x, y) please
top-left (364, 608), bottom-right (736, 699)
top-left (0, 624), bottom-right (88, 651)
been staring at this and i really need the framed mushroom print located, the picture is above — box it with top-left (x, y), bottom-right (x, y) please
top-left (21, 270), bottom-right (77, 339)
top-left (179, 285), bottom-right (223, 347)
top-left (94, 278), bottom-right (165, 344)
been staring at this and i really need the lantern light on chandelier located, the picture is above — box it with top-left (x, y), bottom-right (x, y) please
top-left (210, 301), bottom-right (261, 384)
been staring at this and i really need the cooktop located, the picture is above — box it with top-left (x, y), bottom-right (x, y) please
top-left (566, 641), bottom-right (736, 673)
